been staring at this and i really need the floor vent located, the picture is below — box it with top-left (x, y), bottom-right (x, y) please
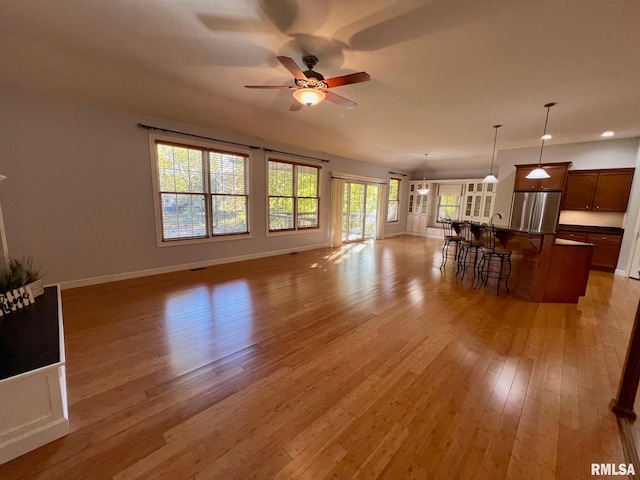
top-left (190, 267), bottom-right (206, 271)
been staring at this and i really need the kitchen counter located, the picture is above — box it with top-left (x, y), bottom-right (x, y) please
top-left (557, 224), bottom-right (624, 272)
top-left (557, 224), bottom-right (624, 235)
top-left (554, 238), bottom-right (596, 247)
top-left (495, 229), bottom-right (594, 303)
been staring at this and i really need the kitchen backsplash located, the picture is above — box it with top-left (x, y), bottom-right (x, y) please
top-left (558, 210), bottom-right (625, 228)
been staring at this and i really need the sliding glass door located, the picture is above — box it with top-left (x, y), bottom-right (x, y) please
top-left (342, 182), bottom-right (379, 243)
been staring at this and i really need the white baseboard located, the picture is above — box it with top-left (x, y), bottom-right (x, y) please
top-left (615, 268), bottom-right (627, 277)
top-left (59, 243), bottom-right (330, 290)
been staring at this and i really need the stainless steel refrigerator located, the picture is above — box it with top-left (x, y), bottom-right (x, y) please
top-left (509, 191), bottom-right (562, 234)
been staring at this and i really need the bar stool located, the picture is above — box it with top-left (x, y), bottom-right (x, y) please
top-left (475, 225), bottom-right (512, 295)
top-left (456, 222), bottom-right (483, 280)
top-left (440, 218), bottom-right (462, 269)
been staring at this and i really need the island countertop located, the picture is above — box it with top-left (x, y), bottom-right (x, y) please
top-left (553, 238), bottom-right (596, 247)
top-left (494, 229), bottom-right (595, 303)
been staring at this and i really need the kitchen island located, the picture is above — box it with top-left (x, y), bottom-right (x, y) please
top-left (495, 229), bottom-right (595, 303)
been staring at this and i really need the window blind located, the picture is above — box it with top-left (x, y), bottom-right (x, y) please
top-left (438, 184), bottom-right (463, 196)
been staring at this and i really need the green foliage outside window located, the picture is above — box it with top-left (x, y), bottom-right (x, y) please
top-left (268, 160), bottom-right (320, 231)
top-left (438, 195), bottom-right (460, 221)
top-left (157, 142), bottom-right (248, 240)
top-left (387, 178), bottom-right (400, 222)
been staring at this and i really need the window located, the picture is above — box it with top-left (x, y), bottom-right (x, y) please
top-left (436, 184), bottom-right (462, 221)
top-left (268, 159), bottom-right (320, 232)
top-left (387, 178), bottom-right (400, 222)
top-left (154, 139), bottom-right (249, 243)
top-left (438, 195), bottom-right (461, 221)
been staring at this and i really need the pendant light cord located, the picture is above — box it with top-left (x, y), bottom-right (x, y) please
top-left (490, 124), bottom-right (501, 174)
top-left (422, 153), bottom-right (428, 182)
top-left (537, 103), bottom-right (555, 167)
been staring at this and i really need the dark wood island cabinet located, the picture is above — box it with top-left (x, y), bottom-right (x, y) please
top-left (495, 229), bottom-right (594, 303)
top-left (557, 225), bottom-right (624, 272)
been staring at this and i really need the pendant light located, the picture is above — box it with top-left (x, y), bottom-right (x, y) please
top-left (526, 102), bottom-right (556, 179)
top-left (417, 154), bottom-right (429, 195)
top-left (482, 124), bottom-right (502, 184)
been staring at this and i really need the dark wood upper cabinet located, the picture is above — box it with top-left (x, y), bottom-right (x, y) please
top-left (514, 163), bottom-right (570, 191)
top-left (593, 170), bottom-right (634, 212)
top-left (562, 172), bottom-right (598, 210)
top-left (561, 168), bottom-right (634, 212)
top-left (513, 168), bottom-right (539, 191)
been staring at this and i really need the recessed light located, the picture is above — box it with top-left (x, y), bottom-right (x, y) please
top-left (601, 131), bottom-right (615, 137)
top-left (541, 134), bottom-right (552, 140)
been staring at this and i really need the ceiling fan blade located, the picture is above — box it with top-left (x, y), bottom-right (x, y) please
top-left (259, 0), bottom-right (298, 34)
top-left (325, 91), bottom-right (357, 109)
top-left (324, 72), bottom-right (371, 88)
top-left (289, 100), bottom-right (303, 112)
top-left (277, 56), bottom-right (308, 80)
top-left (245, 85), bottom-right (294, 89)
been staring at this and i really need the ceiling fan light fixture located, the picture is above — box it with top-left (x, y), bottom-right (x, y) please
top-left (526, 102), bottom-right (556, 180)
top-left (293, 88), bottom-right (325, 107)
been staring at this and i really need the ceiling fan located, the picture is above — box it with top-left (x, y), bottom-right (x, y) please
top-left (245, 55), bottom-right (370, 111)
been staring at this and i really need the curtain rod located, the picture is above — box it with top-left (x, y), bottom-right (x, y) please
top-left (330, 175), bottom-right (388, 185)
top-left (264, 148), bottom-right (330, 163)
top-left (389, 171), bottom-right (407, 177)
top-left (138, 123), bottom-right (330, 163)
top-left (138, 123), bottom-right (329, 163)
top-left (137, 123), bottom-right (261, 150)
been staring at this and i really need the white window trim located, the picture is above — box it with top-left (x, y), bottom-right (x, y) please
top-left (149, 133), bottom-right (253, 247)
top-left (387, 177), bottom-right (401, 224)
top-left (265, 153), bottom-right (324, 238)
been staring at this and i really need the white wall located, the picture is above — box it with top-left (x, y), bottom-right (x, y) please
top-left (493, 137), bottom-right (640, 272)
top-left (0, 87), bottom-right (408, 286)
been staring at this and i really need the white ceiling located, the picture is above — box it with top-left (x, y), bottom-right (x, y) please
top-left (1, 0), bottom-right (640, 173)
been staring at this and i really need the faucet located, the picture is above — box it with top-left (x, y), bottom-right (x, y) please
top-left (490, 213), bottom-right (502, 226)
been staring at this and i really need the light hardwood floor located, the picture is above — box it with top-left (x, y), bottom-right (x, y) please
top-left (2, 235), bottom-right (639, 479)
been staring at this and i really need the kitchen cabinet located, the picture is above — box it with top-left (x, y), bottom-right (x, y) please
top-left (406, 181), bottom-right (430, 235)
top-left (514, 163), bottom-right (571, 191)
top-left (593, 170), bottom-right (634, 211)
top-left (461, 181), bottom-right (496, 223)
top-left (588, 233), bottom-right (622, 271)
top-left (556, 231), bottom-right (589, 243)
top-left (562, 168), bottom-right (634, 212)
top-left (556, 226), bottom-right (623, 272)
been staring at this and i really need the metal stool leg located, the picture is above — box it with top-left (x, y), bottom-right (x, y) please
top-left (497, 255), bottom-right (504, 296)
top-left (474, 255), bottom-right (486, 289)
top-left (440, 241), bottom-right (448, 269)
top-left (504, 255), bottom-right (512, 293)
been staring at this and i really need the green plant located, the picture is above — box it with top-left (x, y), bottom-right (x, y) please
top-left (22, 255), bottom-right (42, 283)
top-left (0, 256), bottom-right (42, 291)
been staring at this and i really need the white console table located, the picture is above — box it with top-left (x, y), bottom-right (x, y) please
top-left (0, 285), bottom-right (69, 465)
